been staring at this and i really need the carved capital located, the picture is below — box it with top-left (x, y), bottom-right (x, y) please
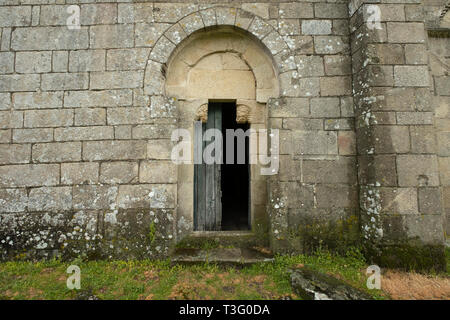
top-left (236, 104), bottom-right (250, 124)
top-left (195, 103), bottom-right (208, 123)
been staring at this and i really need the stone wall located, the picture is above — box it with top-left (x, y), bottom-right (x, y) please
top-left (426, 0), bottom-right (450, 237)
top-left (0, 0), bottom-right (447, 269)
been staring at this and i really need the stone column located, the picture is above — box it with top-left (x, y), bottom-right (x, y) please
top-left (349, 0), bottom-right (446, 270)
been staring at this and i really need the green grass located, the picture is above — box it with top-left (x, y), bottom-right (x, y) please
top-left (0, 248), bottom-right (416, 300)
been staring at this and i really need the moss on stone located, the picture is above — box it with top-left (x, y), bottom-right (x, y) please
top-left (363, 243), bottom-right (447, 273)
top-left (287, 214), bottom-right (361, 255)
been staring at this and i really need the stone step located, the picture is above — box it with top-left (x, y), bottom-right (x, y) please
top-left (171, 247), bottom-right (274, 267)
top-left (175, 231), bottom-right (269, 249)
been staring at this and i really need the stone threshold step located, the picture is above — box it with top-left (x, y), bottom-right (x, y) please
top-left (171, 247), bottom-right (274, 267)
top-left (175, 231), bottom-right (269, 249)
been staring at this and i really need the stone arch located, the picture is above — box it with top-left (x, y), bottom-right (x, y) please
top-left (143, 7), bottom-right (289, 239)
top-left (143, 6), bottom-right (297, 99)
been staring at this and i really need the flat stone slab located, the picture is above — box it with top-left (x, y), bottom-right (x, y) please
top-left (290, 266), bottom-right (373, 300)
top-left (171, 247), bottom-right (274, 266)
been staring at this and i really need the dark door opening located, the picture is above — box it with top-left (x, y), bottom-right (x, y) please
top-left (221, 102), bottom-right (250, 231)
top-left (193, 101), bottom-right (250, 231)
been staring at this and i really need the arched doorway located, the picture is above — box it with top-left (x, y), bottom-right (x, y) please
top-left (162, 26), bottom-right (280, 240)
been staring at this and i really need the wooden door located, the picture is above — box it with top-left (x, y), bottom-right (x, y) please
top-left (194, 103), bottom-right (222, 231)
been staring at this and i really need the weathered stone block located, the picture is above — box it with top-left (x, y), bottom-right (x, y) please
top-left (0, 188), bottom-right (27, 213)
top-left (24, 109), bottom-right (73, 128)
top-left (435, 76), bottom-right (450, 96)
top-left (153, 3), bottom-right (198, 23)
top-left (52, 51), bottom-right (68, 72)
top-left (15, 51), bottom-right (51, 74)
top-left (279, 73), bottom-right (320, 97)
top-left (338, 131), bottom-right (356, 155)
top-left (12, 92), bottom-right (63, 110)
top-left (73, 185), bottom-right (118, 210)
top-left (100, 161), bottom-right (139, 184)
top-left (437, 132), bottom-right (450, 156)
top-left (268, 97), bottom-right (309, 118)
top-left (397, 112), bottom-right (433, 125)
top-left (80, 4), bottom-right (117, 25)
top-left (367, 43), bottom-right (404, 64)
top-left (90, 71), bottom-right (143, 90)
top-left (74, 108), bottom-right (106, 126)
top-left (379, 187), bottom-right (418, 215)
top-left (314, 3), bottom-right (348, 18)
top-left (0, 6), bottom-right (31, 27)
top-left (324, 55), bottom-right (352, 76)
top-left (405, 44), bottom-right (427, 64)
top-left (283, 118), bottom-right (323, 130)
top-left (418, 188), bottom-right (442, 215)
top-left (32, 142), bottom-right (81, 163)
top-left (107, 48), bottom-right (150, 71)
top-left (64, 90), bottom-right (132, 108)
top-left (410, 126), bottom-right (437, 154)
top-left (371, 126), bottom-right (411, 154)
top-left (296, 55), bottom-right (324, 77)
top-left (0, 93), bottom-right (10, 110)
top-left (69, 50), bottom-right (105, 72)
top-left (61, 162), bottom-right (99, 185)
top-left (42, 73), bottom-right (89, 91)
top-left (324, 119), bottom-right (354, 131)
top-left (302, 20), bottom-right (331, 35)
top-left (279, 3), bottom-right (313, 18)
top-left (150, 96), bottom-right (177, 118)
top-left (139, 161), bottom-right (177, 183)
top-left (358, 155), bottom-right (397, 186)
top-left (314, 36), bottom-right (349, 54)
top-left (285, 182), bottom-right (314, 208)
top-left (118, 3), bottom-right (154, 23)
top-left (114, 125), bottom-right (132, 140)
top-left (83, 140), bottom-right (147, 161)
top-left (135, 23), bottom-right (170, 47)
top-left (90, 25), bottom-right (134, 49)
top-left (149, 36), bottom-right (176, 63)
top-left (0, 164), bottom-right (59, 187)
top-left (0, 130), bottom-right (11, 143)
top-left (107, 107), bottom-right (153, 125)
top-left (387, 22), bottom-right (425, 43)
top-left (320, 76), bottom-right (352, 96)
top-left (0, 74), bottom-right (40, 92)
top-left (397, 155), bottom-right (439, 187)
top-left (147, 140), bottom-right (172, 160)
top-left (0, 52), bottom-right (14, 74)
top-left (438, 158), bottom-right (450, 186)
top-left (310, 97), bottom-right (340, 117)
top-left (405, 4), bottom-right (424, 21)
top-left (0, 111), bottom-right (22, 129)
top-left (12, 128), bottom-right (53, 143)
top-left (11, 27), bottom-right (89, 50)
top-left (394, 66), bottom-right (430, 87)
top-left (28, 186), bottom-right (72, 212)
top-left (132, 124), bottom-right (177, 139)
top-left (117, 184), bottom-right (176, 209)
top-left (54, 126), bottom-right (114, 141)
top-left (316, 185), bottom-right (357, 208)
top-left (0, 144), bottom-right (30, 164)
top-left (303, 158), bottom-right (357, 184)
top-left (277, 19), bottom-right (300, 36)
top-left (262, 31), bottom-right (289, 55)
top-left (293, 130), bottom-right (337, 155)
